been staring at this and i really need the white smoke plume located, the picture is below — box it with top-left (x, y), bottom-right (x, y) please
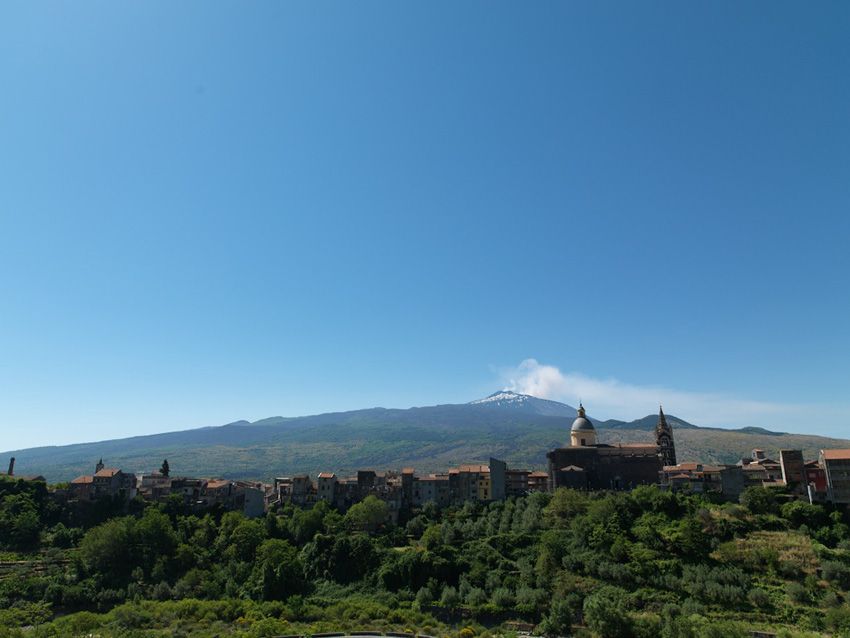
top-left (499, 358), bottom-right (820, 430)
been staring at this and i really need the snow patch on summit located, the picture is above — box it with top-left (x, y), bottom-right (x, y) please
top-left (469, 391), bottom-right (531, 405)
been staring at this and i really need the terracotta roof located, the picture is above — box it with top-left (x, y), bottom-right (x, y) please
top-left (457, 464), bottom-right (490, 473)
top-left (821, 449), bottom-right (850, 461)
top-left (94, 468), bottom-right (120, 478)
top-left (560, 465), bottom-right (584, 472)
top-left (670, 473), bottom-right (691, 480)
top-left (71, 475), bottom-right (94, 484)
top-left (402, 468), bottom-right (415, 474)
top-left (206, 479), bottom-right (230, 489)
top-left (666, 462), bottom-right (701, 471)
top-left (664, 463), bottom-right (723, 473)
top-left (317, 472), bottom-right (335, 479)
top-left (529, 471), bottom-right (549, 478)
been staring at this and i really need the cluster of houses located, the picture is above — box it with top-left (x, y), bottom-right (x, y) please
top-left (48, 457), bottom-right (548, 520)
top-left (2, 407), bottom-right (849, 520)
top-left (55, 459), bottom-right (268, 517)
top-left (659, 447), bottom-right (850, 504)
top-left (274, 462), bottom-right (549, 520)
top-left (4, 448), bottom-right (848, 523)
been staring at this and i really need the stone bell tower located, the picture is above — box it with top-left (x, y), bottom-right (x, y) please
top-left (655, 406), bottom-right (677, 467)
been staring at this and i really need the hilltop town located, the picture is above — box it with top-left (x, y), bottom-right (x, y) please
top-left (4, 405), bottom-right (849, 521)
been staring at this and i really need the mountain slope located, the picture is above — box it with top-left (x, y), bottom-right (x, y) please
top-left (4, 391), bottom-right (848, 483)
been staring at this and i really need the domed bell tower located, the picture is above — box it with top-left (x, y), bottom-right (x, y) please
top-left (570, 403), bottom-right (597, 447)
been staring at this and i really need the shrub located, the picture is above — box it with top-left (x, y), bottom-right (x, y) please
top-left (53, 611), bottom-right (103, 633)
top-left (152, 581), bottom-right (173, 601)
top-left (747, 587), bottom-right (771, 609)
top-left (415, 586), bottom-right (433, 606)
top-left (465, 587), bottom-right (487, 607)
top-left (822, 560), bottom-right (850, 589)
top-left (740, 487), bottom-right (779, 516)
top-left (539, 596), bottom-right (580, 637)
top-left (786, 581), bottom-right (810, 605)
top-left (826, 604), bottom-right (850, 633)
top-left (491, 587), bottom-right (514, 608)
top-left (440, 586), bottom-right (460, 608)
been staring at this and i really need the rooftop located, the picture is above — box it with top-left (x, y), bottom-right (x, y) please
top-left (457, 464), bottom-right (490, 473)
top-left (664, 462), bottom-right (723, 472)
top-left (822, 449), bottom-right (850, 461)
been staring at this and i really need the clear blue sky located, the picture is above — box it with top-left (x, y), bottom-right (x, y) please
top-left (2, 2), bottom-right (849, 451)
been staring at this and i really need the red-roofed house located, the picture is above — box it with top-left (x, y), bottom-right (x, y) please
top-left (70, 461), bottom-right (136, 501)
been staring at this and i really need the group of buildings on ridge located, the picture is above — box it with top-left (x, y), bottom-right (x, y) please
top-left (2, 405), bottom-right (849, 518)
top-left (550, 404), bottom-right (850, 504)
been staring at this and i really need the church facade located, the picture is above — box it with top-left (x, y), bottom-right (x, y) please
top-left (547, 404), bottom-right (674, 490)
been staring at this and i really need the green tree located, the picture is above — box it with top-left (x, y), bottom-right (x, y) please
top-left (0, 492), bottom-right (42, 550)
top-left (226, 518), bottom-right (267, 562)
top-left (747, 588), bottom-right (770, 609)
top-left (289, 501), bottom-right (327, 544)
top-left (583, 586), bottom-right (633, 638)
top-left (466, 587), bottom-right (487, 607)
top-left (440, 585), bottom-right (460, 608)
top-left (79, 517), bottom-right (134, 584)
top-left (546, 488), bottom-right (590, 526)
top-left (421, 523), bottom-right (443, 550)
top-left (345, 495), bottom-right (389, 532)
top-left (251, 538), bottom-right (305, 600)
top-left (135, 508), bottom-right (178, 575)
top-left (416, 586), bottom-right (434, 606)
top-left (492, 587), bottom-right (515, 608)
top-left (539, 595), bottom-right (580, 637)
top-left (780, 500), bottom-right (827, 528)
top-left (740, 487), bottom-right (778, 516)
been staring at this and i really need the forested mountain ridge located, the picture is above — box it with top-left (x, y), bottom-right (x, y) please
top-left (5, 392), bottom-right (849, 483)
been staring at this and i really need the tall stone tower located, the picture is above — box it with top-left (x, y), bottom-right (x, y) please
top-left (655, 406), bottom-right (677, 467)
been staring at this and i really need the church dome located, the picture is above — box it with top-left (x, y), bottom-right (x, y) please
top-left (570, 404), bottom-right (595, 432)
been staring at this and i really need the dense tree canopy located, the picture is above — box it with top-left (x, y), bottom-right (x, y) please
top-left (1, 475), bottom-right (850, 637)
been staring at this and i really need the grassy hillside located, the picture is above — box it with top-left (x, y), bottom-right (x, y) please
top-left (6, 403), bottom-right (849, 483)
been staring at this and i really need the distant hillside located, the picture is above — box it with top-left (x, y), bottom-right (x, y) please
top-left (5, 391), bottom-right (849, 483)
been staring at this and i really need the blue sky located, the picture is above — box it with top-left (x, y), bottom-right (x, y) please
top-left (1, 2), bottom-right (849, 450)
